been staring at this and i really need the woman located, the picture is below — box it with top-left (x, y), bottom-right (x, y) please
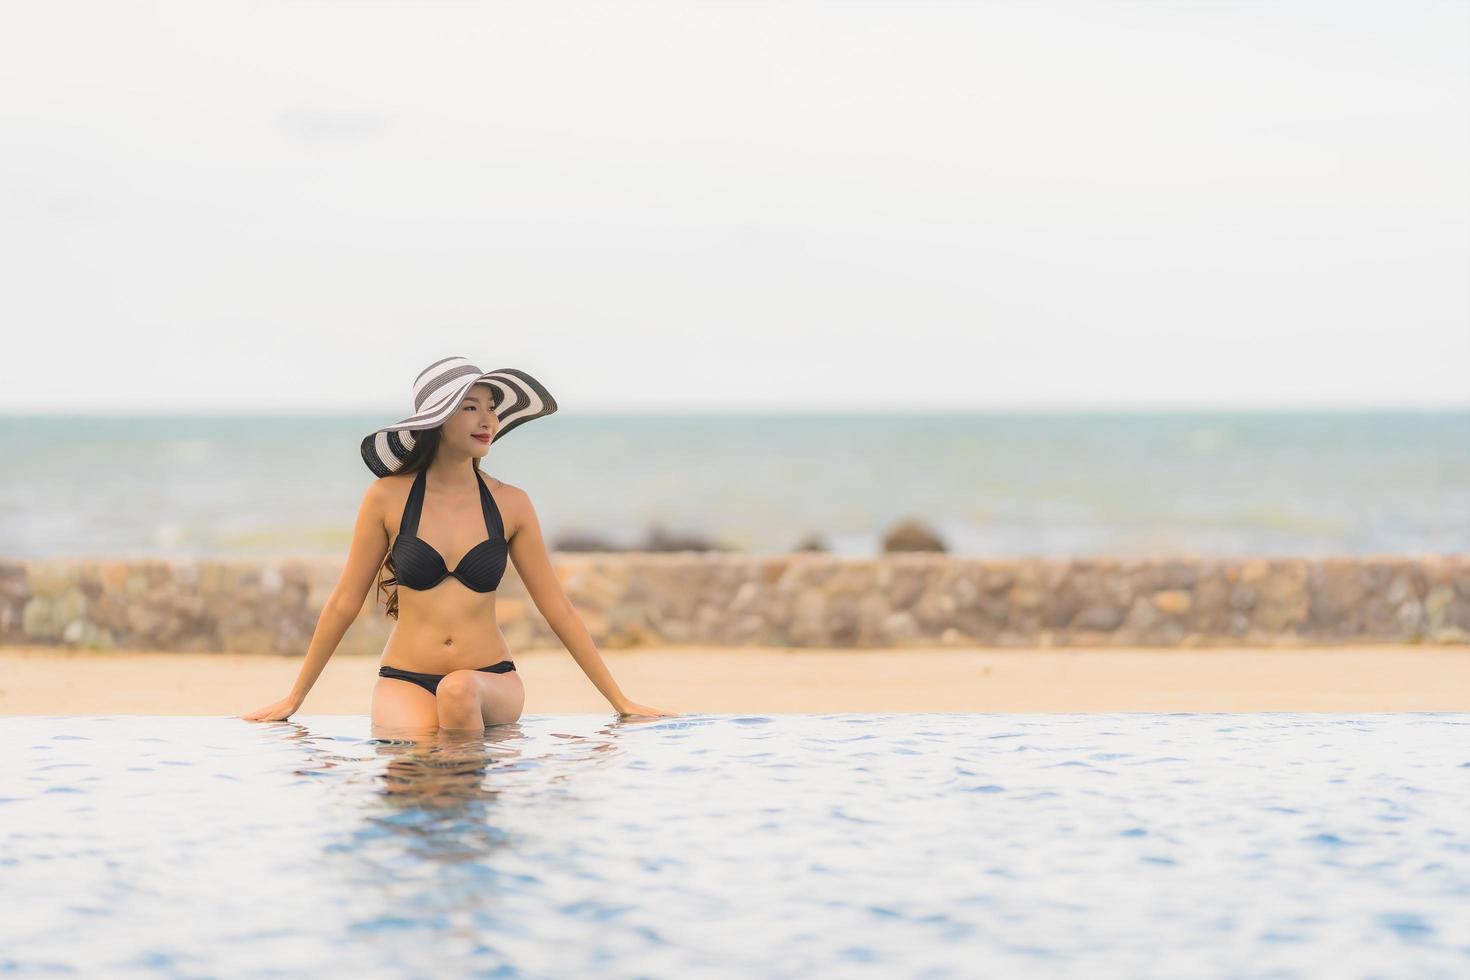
top-left (241, 357), bottom-right (677, 732)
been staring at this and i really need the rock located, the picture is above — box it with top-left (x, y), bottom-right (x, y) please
top-left (912, 590), bottom-right (956, 629)
top-left (981, 564), bottom-right (1016, 593)
top-left (1155, 560), bottom-right (1200, 590)
top-left (729, 613), bottom-right (767, 644)
top-left (1152, 590), bottom-right (1192, 616)
top-left (949, 574), bottom-right (980, 608)
top-left (1252, 562), bottom-right (1309, 631)
top-left (571, 570), bottom-right (623, 609)
top-left (123, 572), bottom-right (149, 598)
top-left (1424, 585), bottom-right (1456, 632)
top-left (827, 595), bottom-right (860, 645)
top-left (1073, 603), bottom-right (1125, 631)
top-left (1010, 584), bottom-right (1046, 611)
top-left (1152, 620), bottom-right (1188, 644)
top-left (857, 593), bottom-right (890, 641)
top-left (553, 530), bottom-right (620, 552)
top-left (886, 562), bottom-right (930, 608)
top-left (939, 627), bottom-right (973, 647)
top-left (1239, 559), bottom-right (1270, 584)
top-left (1123, 596), bottom-right (1161, 634)
top-left (98, 561), bottom-right (130, 592)
top-left (26, 564), bottom-right (73, 600)
top-left (791, 533), bottom-right (828, 552)
top-left (124, 603), bottom-right (161, 637)
top-left (730, 581), bottom-right (761, 613)
top-left (222, 628), bottom-right (275, 654)
top-left (757, 558), bottom-right (791, 587)
top-left (658, 617), bottom-right (692, 644)
top-left (1396, 600), bottom-right (1427, 635)
top-left (793, 588), bottom-right (826, 621)
top-left (1386, 573), bottom-right (1418, 606)
top-left (642, 524), bottom-right (727, 553)
top-left (879, 611), bottom-right (920, 643)
top-left (955, 597), bottom-right (1007, 640)
top-left (5, 554), bottom-right (1470, 652)
top-left (1191, 576), bottom-right (1229, 628)
top-left (1308, 560), bottom-right (1366, 630)
top-left (1041, 580), bottom-right (1084, 628)
top-left (22, 597), bottom-right (55, 639)
top-left (881, 519), bottom-right (946, 553)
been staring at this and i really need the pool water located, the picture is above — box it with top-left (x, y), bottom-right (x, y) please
top-left (3, 713), bottom-right (1468, 978)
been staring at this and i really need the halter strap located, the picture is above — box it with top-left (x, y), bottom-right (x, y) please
top-left (475, 467), bottom-right (505, 539)
top-left (400, 463), bottom-right (503, 540)
top-left (399, 467), bottom-right (428, 537)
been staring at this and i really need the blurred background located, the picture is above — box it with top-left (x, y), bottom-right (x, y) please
top-left (2, 1), bottom-right (1466, 560)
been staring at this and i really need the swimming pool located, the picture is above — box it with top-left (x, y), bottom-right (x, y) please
top-left (3, 713), bottom-right (1467, 978)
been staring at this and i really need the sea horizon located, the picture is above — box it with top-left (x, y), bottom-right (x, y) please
top-left (3, 408), bottom-right (1467, 561)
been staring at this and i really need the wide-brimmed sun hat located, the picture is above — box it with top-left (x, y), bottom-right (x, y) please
top-left (359, 356), bottom-right (558, 477)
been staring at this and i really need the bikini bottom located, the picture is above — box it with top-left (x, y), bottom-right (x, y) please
top-left (377, 660), bottom-right (516, 697)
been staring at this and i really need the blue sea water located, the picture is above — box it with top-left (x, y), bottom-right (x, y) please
top-left (1, 410), bottom-right (1466, 559)
top-left (2, 713), bottom-right (1468, 978)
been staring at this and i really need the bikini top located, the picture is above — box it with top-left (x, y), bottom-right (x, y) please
top-left (391, 465), bottom-right (508, 593)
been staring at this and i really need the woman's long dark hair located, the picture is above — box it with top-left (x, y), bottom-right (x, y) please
top-left (374, 393), bottom-right (496, 620)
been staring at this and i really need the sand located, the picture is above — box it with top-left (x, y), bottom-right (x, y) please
top-left (2, 643), bottom-right (1469, 715)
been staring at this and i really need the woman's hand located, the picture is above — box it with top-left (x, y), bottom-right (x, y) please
top-left (238, 695), bottom-right (303, 722)
top-left (614, 699), bottom-right (680, 719)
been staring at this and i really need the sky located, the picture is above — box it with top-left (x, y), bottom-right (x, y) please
top-left (1, 0), bottom-right (1466, 414)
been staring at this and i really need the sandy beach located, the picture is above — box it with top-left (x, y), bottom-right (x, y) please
top-left (2, 643), bottom-right (1468, 715)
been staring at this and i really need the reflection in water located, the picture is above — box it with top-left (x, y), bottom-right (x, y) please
top-left (264, 718), bottom-right (639, 873)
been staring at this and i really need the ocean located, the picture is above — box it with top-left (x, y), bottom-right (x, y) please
top-left (2, 410), bottom-right (1466, 560)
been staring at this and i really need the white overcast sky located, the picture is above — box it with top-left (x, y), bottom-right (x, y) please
top-left (1, 1), bottom-right (1466, 413)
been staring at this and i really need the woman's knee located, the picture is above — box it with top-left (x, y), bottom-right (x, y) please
top-left (435, 670), bottom-right (482, 706)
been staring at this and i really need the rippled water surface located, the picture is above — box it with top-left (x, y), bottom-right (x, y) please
top-left (4, 713), bottom-right (1469, 978)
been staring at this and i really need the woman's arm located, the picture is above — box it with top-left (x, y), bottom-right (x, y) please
top-left (504, 485), bottom-right (675, 718)
top-left (241, 483), bottom-right (389, 721)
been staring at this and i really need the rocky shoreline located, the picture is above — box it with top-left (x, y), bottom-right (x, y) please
top-left (2, 554), bottom-right (1467, 656)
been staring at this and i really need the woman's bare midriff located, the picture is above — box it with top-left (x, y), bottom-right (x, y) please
top-left (379, 583), bottom-right (513, 674)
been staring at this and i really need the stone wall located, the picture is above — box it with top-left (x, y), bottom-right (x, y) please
top-left (1, 554), bottom-right (1467, 656)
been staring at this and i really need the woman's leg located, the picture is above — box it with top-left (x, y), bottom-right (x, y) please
top-left (435, 669), bottom-right (526, 733)
top-left (371, 677), bottom-right (441, 735)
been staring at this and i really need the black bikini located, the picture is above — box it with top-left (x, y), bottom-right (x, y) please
top-left (378, 660), bottom-right (515, 697)
top-left (378, 464), bottom-right (515, 696)
top-left (393, 464), bottom-right (508, 593)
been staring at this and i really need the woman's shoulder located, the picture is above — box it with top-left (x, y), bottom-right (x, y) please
top-left (362, 472), bottom-right (415, 515)
top-left (369, 471), bottom-right (414, 496)
top-left (476, 470), bottom-right (528, 502)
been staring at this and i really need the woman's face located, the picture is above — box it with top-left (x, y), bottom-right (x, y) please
top-left (441, 383), bottom-right (501, 458)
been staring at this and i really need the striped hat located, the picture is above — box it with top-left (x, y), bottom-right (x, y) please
top-left (359, 356), bottom-right (558, 477)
